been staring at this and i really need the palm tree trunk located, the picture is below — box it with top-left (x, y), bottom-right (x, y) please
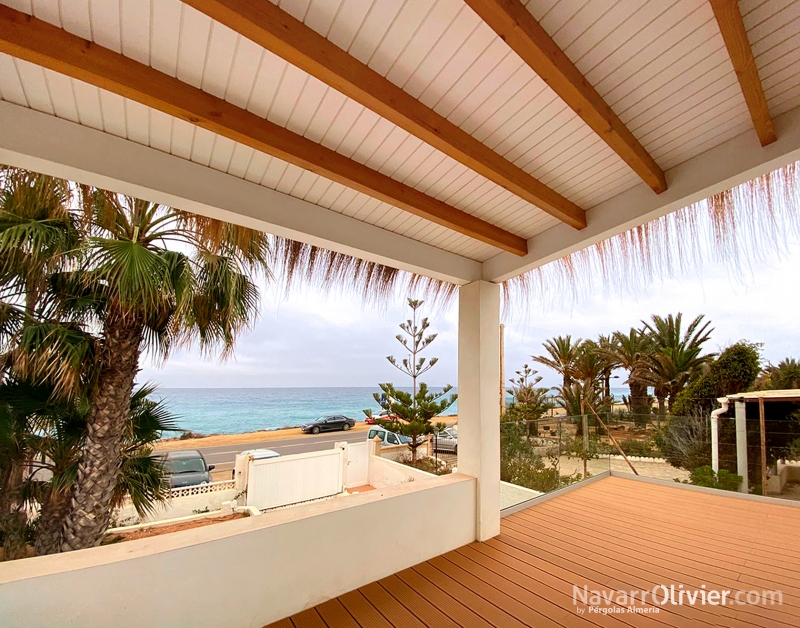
top-left (1, 463), bottom-right (28, 561)
top-left (34, 489), bottom-right (71, 556)
top-left (59, 309), bottom-right (142, 552)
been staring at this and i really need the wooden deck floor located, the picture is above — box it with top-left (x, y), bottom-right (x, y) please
top-left (266, 475), bottom-right (800, 628)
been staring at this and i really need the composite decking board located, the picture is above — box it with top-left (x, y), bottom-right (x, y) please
top-left (545, 480), bottom-right (800, 549)
top-left (512, 490), bottom-right (800, 566)
top-left (552, 489), bottom-right (800, 564)
top-left (438, 551), bottom-right (586, 628)
top-left (498, 521), bottom-right (750, 628)
top-left (315, 599), bottom-right (360, 628)
top-left (454, 544), bottom-right (658, 628)
top-left (502, 512), bottom-right (798, 628)
top-left (411, 561), bottom-right (529, 628)
top-left (511, 503), bottom-right (800, 591)
top-left (275, 478), bottom-right (800, 627)
top-left (426, 554), bottom-right (566, 628)
top-left (393, 567), bottom-right (493, 628)
top-left (291, 608), bottom-right (329, 628)
top-left (447, 546), bottom-right (630, 628)
top-left (336, 591), bottom-right (396, 628)
top-left (265, 619), bottom-right (294, 628)
top-left (376, 573), bottom-right (462, 628)
top-left (503, 511), bottom-right (795, 611)
top-left (358, 581), bottom-right (427, 628)
top-left (516, 494), bottom-right (800, 579)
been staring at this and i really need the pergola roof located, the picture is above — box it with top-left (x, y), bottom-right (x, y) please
top-left (1, 0), bottom-right (800, 284)
top-left (723, 389), bottom-right (800, 402)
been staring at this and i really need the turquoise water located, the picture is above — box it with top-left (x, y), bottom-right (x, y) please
top-left (153, 386), bottom-right (631, 436)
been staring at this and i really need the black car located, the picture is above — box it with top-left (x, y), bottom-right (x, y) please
top-left (300, 414), bottom-right (356, 434)
top-left (152, 449), bottom-right (216, 488)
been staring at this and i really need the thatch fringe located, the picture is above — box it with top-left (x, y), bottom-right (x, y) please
top-left (270, 238), bottom-right (458, 309)
top-left (503, 160), bottom-right (800, 307)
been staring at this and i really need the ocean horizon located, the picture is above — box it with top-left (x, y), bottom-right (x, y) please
top-left (152, 386), bottom-right (632, 436)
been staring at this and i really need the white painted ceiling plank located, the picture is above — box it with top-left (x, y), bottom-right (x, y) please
top-left (169, 117), bottom-right (196, 161)
top-left (98, 91), bottom-right (126, 138)
top-left (57, 0), bottom-right (91, 39)
top-left (202, 22), bottom-right (239, 99)
top-left (120, 0), bottom-right (150, 65)
top-left (123, 100), bottom-right (149, 146)
top-left (43, 70), bottom-right (79, 122)
top-left (149, 0), bottom-right (181, 76)
top-left (89, 0), bottom-right (121, 53)
top-left (176, 6), bottom-right (212, 88)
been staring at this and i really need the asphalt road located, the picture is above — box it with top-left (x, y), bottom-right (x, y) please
top-left (180, 430), bottom-right (370, 476)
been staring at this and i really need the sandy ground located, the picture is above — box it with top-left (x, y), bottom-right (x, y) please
top-left (153, 422), bottom-right (373, 451)
top-left (555, 455), bottom-right (691, 481)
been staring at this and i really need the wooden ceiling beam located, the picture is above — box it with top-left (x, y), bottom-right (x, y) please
top-left (463, 0), bottom-right (668, 195)
top-left (0, 6), bottom-right (529, 256)
top-left (182, 0), bottom-right (586, 230)
top-left (709, 0), bottom-right (777, 146)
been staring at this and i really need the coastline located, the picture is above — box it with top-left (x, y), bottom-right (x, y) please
top-left (154, 415), bottom-right (458, 450)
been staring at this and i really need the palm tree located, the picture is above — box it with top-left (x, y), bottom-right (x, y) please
top-left (50, 193), bottom-right (270, 551)
top-left (0, 169), bottom-right (80, 560)
top-left (608, 328), bottom-right (653, 420)
top-left (762, 359), bottom-right (800, 389)
top-left (533, 335), bottom-right (583, 389)
top-left (641, 313), bottom-right (714, 415)
top-left (596, 334), bottom-right (619, 399)
top-left (21, 383), bottom-right (179, 556)
top-left (1, 175), bottom-right (271, 551)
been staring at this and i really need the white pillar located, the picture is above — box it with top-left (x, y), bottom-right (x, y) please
top-left (735, 401), bottom-right (748, 493)
top-left (458, 281), bottom-right (501, 541)
top-left (710, 415), bottom-right (720, 473)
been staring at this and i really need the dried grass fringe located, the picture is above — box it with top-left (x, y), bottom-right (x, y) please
top-left (503, 160), bottom-right (800, 308)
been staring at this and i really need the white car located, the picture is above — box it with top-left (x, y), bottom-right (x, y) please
top-left (241, 448), bottom-right (280, 461)
top-left (366, 427), bottom-right (412, 446)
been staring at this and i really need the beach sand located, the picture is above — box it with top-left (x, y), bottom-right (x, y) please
top-left (153, 422), bottom-right (373, 450)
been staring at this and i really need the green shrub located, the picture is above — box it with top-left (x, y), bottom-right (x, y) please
top-left (677, 465), bottom-right (742, 491)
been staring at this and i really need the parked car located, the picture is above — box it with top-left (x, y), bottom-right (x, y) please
top-left (364, 409), bottom-right (398, 424)
top-left (367, 427), bottom-right (412, 446)
top-left (301, 414), bottom-right (356, 434)
top-left (241, 448), bottom-right (280, 461)
top-left (153, 450), bottom-right (215, 488)
top-left (433, 427), bottom-right (458, 454)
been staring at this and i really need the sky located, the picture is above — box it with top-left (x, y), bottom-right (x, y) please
top-left (139, 235), bottom-right (800, 390)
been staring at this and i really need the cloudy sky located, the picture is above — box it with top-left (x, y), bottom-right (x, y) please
top-left (139, 233), bottom-right (800, 390)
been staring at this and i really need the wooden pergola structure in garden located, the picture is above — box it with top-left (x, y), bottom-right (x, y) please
top-left (1, 1), bottom-right (800, 626)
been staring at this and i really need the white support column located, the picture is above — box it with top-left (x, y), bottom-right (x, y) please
top-left (458, 281), bottom-right (501, 541)
top-left (735, 401), bottom-right (749, 493)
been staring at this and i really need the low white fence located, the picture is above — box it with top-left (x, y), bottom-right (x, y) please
top-left (112, 481), bottom-right (239, 527)
top-left (246, 448), bottom-right (344, 510)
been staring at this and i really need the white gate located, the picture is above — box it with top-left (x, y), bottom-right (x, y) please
top-left (346, 441), bottom-right (369, 487)
top-left (246, 448), bottom-right (343, 510)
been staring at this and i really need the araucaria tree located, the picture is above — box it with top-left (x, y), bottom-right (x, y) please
top-left (365, 298), bottom-right (456, 463)
top-left (386, 298), bottom-right (438, 405)
top-left (0, 169), bottom-right (270, 552)
top-left (370, 383), bottom-right (456, 464)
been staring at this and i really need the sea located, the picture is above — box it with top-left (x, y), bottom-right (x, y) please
top-left (152, 386), bottom-right (631, 436)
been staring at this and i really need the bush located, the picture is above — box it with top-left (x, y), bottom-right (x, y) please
top-left (500, 422), bottom-right (582, 492)
top-left (615, 438), bottom-right (659, 458)
top-left (677, 465), bottom-right (741, 491)
top-left (399, 455), bottom-right (452, 476)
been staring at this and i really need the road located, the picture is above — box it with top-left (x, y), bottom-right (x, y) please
top-left (171, 430), bottom-right (370, 477)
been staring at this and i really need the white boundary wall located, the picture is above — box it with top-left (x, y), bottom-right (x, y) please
top-left (368, 456), bottom-right (437, 489)
top-left (0, 474), bottom-right (476, 628)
